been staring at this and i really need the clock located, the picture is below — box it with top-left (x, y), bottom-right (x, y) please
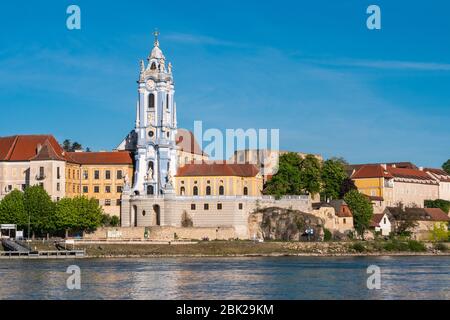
top-left (145, 79), bottom-right (155, 90)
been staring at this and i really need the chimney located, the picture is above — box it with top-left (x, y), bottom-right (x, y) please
top-left (36, 143), bottom-right (42, 154)
top-left (381, 164), bottom-right (387, 170)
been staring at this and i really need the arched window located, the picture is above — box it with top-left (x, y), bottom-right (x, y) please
top-left (180, 186), bottom-right (185, 195)
top-left (206, 186), bottom-right (211, 196)
top-left (150, 62), bottom-right (156, 70)
top-left (243, 187), bottom-right (248, 196)
top-left (148, 93), bottom-right (155, 109)
top-left (193, 186), bottom-right (198, 196)
top-left (219, 186), bottom-right (224, 195)
top-left (147, 185), bottom-right (154, 195)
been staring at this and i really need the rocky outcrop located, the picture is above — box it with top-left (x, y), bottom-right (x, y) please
top-left (249, 207), bottom-right (325, 241)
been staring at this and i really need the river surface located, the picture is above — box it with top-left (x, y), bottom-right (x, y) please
top-left (0, 256), bottom-right (448, 300)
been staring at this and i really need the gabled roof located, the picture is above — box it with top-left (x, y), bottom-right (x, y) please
top-left (67, 151), bottom-right (133, 165)
top-left (351, 164), bottom-right (439, 184)
top-left (385, 207), bottom-right (449, 222)
top-left (329, 199), bottom-right (353, 217)
top-left (0, 135), bottom-right (68, 162)
top-left (370, 213), bottom-right (387, 227)
top-left (351, 164), bottom-right (393, 179)
top-left (424, 168), bottom-right (450, 182)
top-left (176, 162), bottom-right (260, 177)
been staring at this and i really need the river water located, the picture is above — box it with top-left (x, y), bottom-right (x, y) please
top-left (0, 256), bottom-right (448, 300)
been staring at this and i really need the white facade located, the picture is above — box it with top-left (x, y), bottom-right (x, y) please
top-left (131, 33), bottom-right (178, 197)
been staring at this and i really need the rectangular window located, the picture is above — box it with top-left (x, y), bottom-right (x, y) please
top-left (57, 183), bottom-right (60, 191)
top-left (105, 199), bottom-right (111, 206)
top-left (57, 167), bottom-right (61, 179)
top-left (238, 203), bottom-right (243, 210)
top-left (116, 199), bottom-right (121, 206)
top-left (105, 170), bottom-right (111, 180)
top-left (94, 186), bottom-right (100, 193)
top-left (7, 185), bottom-right (12, 191)
top-left (94, 170), bottom-right (100, 180)
top-left (204, 203), bottom-right (209, 210)
top-left (83, 170), bottom-right (89, 180)
top-left (83, 186), bottom-right (89, 193)
top-left (217, 203), bottom-right (222, 210)
top-left (117, 170), bottom-right (123, 180)
top-left (191, 204), bottom-right (196, 210)
top-left (21, 184), bottom-right (26, 191)
top-left (105, 186), bottom-right (111, 193)
top-left (39, 166), bottom-right (45, 178)
top-left (117, 186), bottom-right (123, 193)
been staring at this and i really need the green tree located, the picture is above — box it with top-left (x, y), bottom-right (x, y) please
top-left (443, 159), bottom-right (450, 175)
top-left (72, 197), bottom-right (103, 233)
top-left (23, 186), bottom-right (56, 237)
top-left (71, 142), bottom-right (82, 151)
top-left (430, 222), bottom-right (449, 242)
top-left (321, 158), bottom-right (347, 201)
top-left (339, 178), bottom-right (357, 198)
top-left (299, 154), bottom-right (322, 196)
top-left (55, 198), bottom-right (78, 237)
top-left (0, 190), bottom-right (28, 229)
top-left (110, 215), bottom-right (120, 227)
top-left (344, 190), bottom-right (373, 239)
top-left (264, 152), bottom-right (302, 198)
top-left (425, 199), bottom-right (450, 214)
top-left (62, 139), bottom-right (72, 152)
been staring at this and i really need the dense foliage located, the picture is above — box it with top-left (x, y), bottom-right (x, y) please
top-left (0, 186), bottom-right (103, 238)
top-left (344, 190), bottom-right (373, 238)
top-left (321, 159), bottom-right (347, 201)
top-left (443, 159), bottom-right (450, 175)
top-left (264, 153), bottom-right (349, 199)
top-left (425, 199), bottom-right (450, 214)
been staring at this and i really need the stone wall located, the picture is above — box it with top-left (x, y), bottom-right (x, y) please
top-left (84, 226), bottom-right (236, 241)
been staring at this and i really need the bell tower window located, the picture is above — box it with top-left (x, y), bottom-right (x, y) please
top-left (149, 93), bottom-right (155, 109)
top-left (166, 94), bottom-right (170, 110)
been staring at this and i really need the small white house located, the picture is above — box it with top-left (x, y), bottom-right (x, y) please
top-left (371, 213), bottom-right (392, 236)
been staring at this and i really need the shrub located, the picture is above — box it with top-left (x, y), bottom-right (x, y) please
top-left (433, 242), bottom-right (448, 252)
top-left (351, 242), bottom-right (366, 253)
top-left (323, 228), bottom-right (332, 241)
top-left (110, 216), bottom-right (120, 227)
top-left (407, 240), bottom-right (426, 252)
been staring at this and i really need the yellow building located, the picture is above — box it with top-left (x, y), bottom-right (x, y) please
top-left (66, 152), bottom-right (134, 216)
top-left (175, 162), bottom-right (263, 197)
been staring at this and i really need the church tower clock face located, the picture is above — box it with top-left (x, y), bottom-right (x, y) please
top-left (145, 79), bottom-right (155, 91)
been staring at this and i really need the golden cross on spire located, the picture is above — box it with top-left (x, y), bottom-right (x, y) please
top-left (153, 29), bottom-right (160, 46)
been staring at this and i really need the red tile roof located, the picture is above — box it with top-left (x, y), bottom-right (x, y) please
top-left (424, 208), bottom-right (450, 222)
top-left (351, 165), bottom-right (393, 179)
top-left (370, 213), bottom-right (386, 227)
top-left (67, 151), bottom-right (133, 165)
top-left (0, 135), bottom-right (68, 161)
top-left (424, 168), bottom-right (450, 182)
top-left (351, 164), bottom-right (438, 184)
top-left (177, 162), bottom-right (260, 177)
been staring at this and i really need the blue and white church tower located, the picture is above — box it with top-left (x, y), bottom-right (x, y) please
top-left (132, 31), bottom-right (178, 196)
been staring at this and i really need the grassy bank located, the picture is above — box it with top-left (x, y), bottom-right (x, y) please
top-left (19, 239), bottom-right (449, 258)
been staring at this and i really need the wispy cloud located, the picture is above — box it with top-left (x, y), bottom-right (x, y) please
top-left (303, 57), bottom-right (450, 71)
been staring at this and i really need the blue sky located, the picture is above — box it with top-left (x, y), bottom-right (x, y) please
top-left (0, 0), bottom-right (449, 167)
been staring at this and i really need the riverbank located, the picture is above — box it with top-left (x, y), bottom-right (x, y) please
top-left (13, 239), bottom-right (448, 258)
